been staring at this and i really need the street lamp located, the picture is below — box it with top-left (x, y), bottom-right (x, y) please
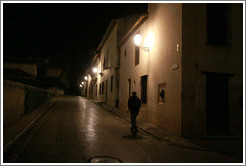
top-left (133, 33), bottom-right (151, 52)
top-left (84, 76), bottom-right (88, 80)
top-left (134, 34), bottom-right (142, 47)
top-left (93, 67), bottom-right (97, 74)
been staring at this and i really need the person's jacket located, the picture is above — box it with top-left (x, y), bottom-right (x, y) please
top-left (128, 96), bottom-right (141, 112)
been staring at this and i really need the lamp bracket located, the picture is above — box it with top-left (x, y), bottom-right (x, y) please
top-left (139, 46), bottom-right (150, 53)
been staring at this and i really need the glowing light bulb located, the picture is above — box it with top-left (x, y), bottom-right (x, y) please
top-left (134, 34), bottom-right (142, 46)
top-left (93, 67), bottom-right (97, 73)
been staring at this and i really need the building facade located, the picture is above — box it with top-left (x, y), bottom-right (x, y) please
top-left (181, 3), bottom-right (243, 138)
top-left (86, 3), bottom-right (243, 139)
top-left (119, 4), bottom-right (183, 136)
top-left (86, 14), bottom-right (147, 108)
top-left (86, 20), bottom-right (119, 108)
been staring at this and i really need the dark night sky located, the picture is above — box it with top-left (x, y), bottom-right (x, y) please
top-left (3, 3), bottom-right (148, 89)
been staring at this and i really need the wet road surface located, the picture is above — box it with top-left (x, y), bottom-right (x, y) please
top-left (14, 96), bottom-right (239, 163)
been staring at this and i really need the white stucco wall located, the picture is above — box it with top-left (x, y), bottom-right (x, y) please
top-left (119, 4), bottom-right (183, 136)
top-left (119, 20), bottom-right (149, 109)
top-left (95, 24), bottom-right (118, 107)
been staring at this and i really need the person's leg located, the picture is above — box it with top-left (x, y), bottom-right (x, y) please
top-left (134, 112), bottom-right (139, 134)
top-left (131, 112), bottom-right (138, 134)
top-left (130, 112), bottom-right (137, 134)
top-left (134, 116), bottom-right (138, 134)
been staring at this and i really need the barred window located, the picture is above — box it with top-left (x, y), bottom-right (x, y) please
top-left (96, 84), bottom-right (97, 95)
top-left (102, 82), bottom-right (104, 94)
top-left (111, 75), bottom-right (114, 92)
top-left (141, 75), bottom-right (148, 103)
top-left (135, 46), bottom-right (140, 66)
top-left (99, 84), bottom-right (101, 95)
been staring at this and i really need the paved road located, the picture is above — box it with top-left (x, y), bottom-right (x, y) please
top-left (14, 96), bottom-right (239, 163)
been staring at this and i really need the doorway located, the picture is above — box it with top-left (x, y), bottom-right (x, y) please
top-left (141, 75), bottom-right (148, 104)
top-left (205, 72), bottom-right (230, 136)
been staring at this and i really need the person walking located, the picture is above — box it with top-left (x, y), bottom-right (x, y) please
top-left (128, 92), bottom-right (141, 135)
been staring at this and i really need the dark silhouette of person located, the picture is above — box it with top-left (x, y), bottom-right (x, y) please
top-left (128, 92), bottom-right (141, 135)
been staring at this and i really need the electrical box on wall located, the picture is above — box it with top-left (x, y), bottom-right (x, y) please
top-left (158, 83), bottom-right (166, 104)
top-left (177, 43), bottom-right (180, 53)
top-left (172, 64), bottom-right (179, 70)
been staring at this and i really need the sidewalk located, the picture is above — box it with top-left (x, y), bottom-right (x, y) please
top-left (94, 101), bottom-right (206, 151)
top-left (93, 100), bottom-right (243, 158)
top-left (3, 98), bottom-right (58, 152)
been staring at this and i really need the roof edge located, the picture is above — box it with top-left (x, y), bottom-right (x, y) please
top-left (91, 19), bottom-right (118, 65)
top-left (117, 14), bottom-right (148, 48)
top-left (97, 19), bottom-right (118, 52)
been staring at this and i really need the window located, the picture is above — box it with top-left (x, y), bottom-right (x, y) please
top-left (106, 80), bottom-right (108, 101)
top-left (207, 3), bottom-right (231, 46)
top-left (106, 49), bottom-right (109, 67)
top-left (96, 84), bottom-right (97, 95)
top-left (102, 82), bottom-right (104, 94)
top-left (103, 50), bottom-right (108, 71)
top-left (117, 49), bottom-right (121, 66)
top-left (141, 75), bottom-right (148, 103)
top-left (111, 75), bottom-right (114, 92)
top-left (128, 79), bottom-right (131, 99)
top-left (99, 84), bottom-right (101, 95)
top-left (103, 56), bottom-right (106, 70)
top-left (135, 46), bottom-right (140, 66)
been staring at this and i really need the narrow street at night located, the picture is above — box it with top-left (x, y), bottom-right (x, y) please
top-left (2, 2), bottom-right (243, 165)
top-left (7, 96), bottom-right (239, 163)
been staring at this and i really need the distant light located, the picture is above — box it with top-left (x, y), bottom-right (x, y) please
top-left (93, 67), bottom-right (97, 73)
top-left (79, 84), bottom-right (82, 87)
top-left (134, 34), bottom-right (142, 46)
top-left (82, 82), bottom-right (85, 85)
top-left (84, 76), bottom-right (88, 80)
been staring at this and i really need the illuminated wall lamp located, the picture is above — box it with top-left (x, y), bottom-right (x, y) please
top-left (134, 34), bottom-right (150, 52)
top-left (93, 67), bottom-right (98, 73)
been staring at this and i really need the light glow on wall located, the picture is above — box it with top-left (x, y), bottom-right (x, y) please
top-left (144, 32), bottom-right (154, 51)
top-left (133, 33), bottom-right (153, 53)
